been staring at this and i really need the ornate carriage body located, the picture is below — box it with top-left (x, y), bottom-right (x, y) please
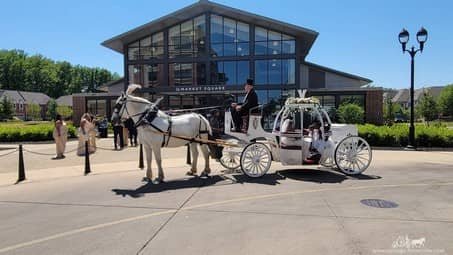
top-left (221, 97), bottom-right (372, 177)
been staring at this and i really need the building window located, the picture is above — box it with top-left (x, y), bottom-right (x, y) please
top-left (145, 64), bottom-right (165, 87)
top-left (211, 61), bottom-right (250, 85)
top-left (210, 14), bottom-right (250, 57)
top-left (255, 59), bottom-right (295, 85)
top-left (254, 27), bottom-right (295, 55)
top-left (87, 100), bottom-right (96, 115)
top-left (129, 64), bottom-right (165, 88)
top-left (321, 95), bottom-right (336, 110)
top-left (127, 32), bottom-right (164, 60)
top-left (169, 15), bottom-right (206, 58)
top-left (169, 63), bottom-right (207, 86)
top-left (128, 65), bottom-right (144, 85)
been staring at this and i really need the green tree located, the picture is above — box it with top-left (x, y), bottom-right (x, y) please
top-left (438, 84), bottom-right (453, 117)
top-left (26, 103), bottom-right (41, 121)
top-left (337, 103), bottom-right (365, 124)
top-left (416, 91), bottom-right (438, 123)
top-left (0, 96), bottom-right (14, 120)
top-left (0, 50), bottom-right (28, 90)
top-left (0, 49), bottom-right (118, 95)
top-left (54, 61), bottom-right (72, 98)
top-left (383, 98), bottom-right (395, 122)
top-left (57, 105), bottom-right (73, 120)
top-left (47, 99), bottom-right (58, 120)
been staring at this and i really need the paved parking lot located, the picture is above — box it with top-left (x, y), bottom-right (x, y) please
top-left (0, 139), bottom-right (452, 254)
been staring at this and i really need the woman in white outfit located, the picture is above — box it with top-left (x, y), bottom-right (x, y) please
top-left (52, 114), bottom-right (68, 159)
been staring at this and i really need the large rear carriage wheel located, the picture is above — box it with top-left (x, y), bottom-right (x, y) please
top-left (240, 143), bottom-right (272, 178)
top-left (334, 136), bottom-right (372, 175)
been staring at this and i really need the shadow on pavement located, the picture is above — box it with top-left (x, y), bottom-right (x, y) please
top-left (277, 168), bottom-right (381, 184)
top-left (112, 173), bottom-right (285, 197)
top-left (112, 170), bottom-right (381, 197)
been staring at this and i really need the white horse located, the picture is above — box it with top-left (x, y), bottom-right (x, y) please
top-left (115, 84), bottom-right (212, 183)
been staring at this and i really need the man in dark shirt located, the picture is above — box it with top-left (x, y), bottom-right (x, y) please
top-left (111, 109), bottom-right (124, 150)
top-left (124, 117), bottom-right (138, 146)
top-left (231, 79), bottom-right (258, 132)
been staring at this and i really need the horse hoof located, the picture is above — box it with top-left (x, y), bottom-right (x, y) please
top-left (153, 178), bottom-right (164, 184)
top-left (186, 171), bottom-right (197, 176)
top-left (200, 171), bottom-right (210, 178)
top-left (142, 177), bottom-right (152, 182)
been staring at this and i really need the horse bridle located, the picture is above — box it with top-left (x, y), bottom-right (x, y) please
top-left (116, 93), bottom-right (154, 122)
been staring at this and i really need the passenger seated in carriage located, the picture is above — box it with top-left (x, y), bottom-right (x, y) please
top-left (231, 79), bottom-right (258, 132)
top-left (280, 113), bottom-right (302, 148)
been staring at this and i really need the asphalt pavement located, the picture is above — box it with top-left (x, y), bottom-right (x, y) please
top-left (0, 138), bottom-right (452, 254)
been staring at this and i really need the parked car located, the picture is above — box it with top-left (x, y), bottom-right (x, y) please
top-left (394, 114), bottom-right (407, 123)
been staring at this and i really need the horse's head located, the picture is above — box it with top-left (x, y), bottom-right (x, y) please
top-left (114, 92), bottom-right (128, 120)
top-left (114, 84), bottom-right (143, 120)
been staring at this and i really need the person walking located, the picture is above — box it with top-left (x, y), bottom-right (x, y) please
top-left (52, 114), bottom-right (68, 159)
top-left (124, 117), bottom-right (138, 146)
top-left (111, 109), bottom-right (124, 150)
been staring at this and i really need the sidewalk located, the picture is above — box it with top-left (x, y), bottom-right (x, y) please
top-left (0, 159), bottom-right (224, 187)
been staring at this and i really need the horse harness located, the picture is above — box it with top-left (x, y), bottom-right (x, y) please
top-left (133, 105), bottom-right (208, 148)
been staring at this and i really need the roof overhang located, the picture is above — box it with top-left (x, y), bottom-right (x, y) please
top-left (303, 61), bottom-right (373, 84)
top-left (102, 0), bottom-right (318, 56)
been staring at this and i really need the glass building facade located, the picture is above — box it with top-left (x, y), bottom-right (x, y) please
top-left (101, 1), bottom-right (381, 124)
top-left (125, 14), bottom-right (298, 109)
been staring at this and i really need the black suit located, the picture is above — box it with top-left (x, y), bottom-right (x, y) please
top-left (232, 89), bottom-right (259, 131)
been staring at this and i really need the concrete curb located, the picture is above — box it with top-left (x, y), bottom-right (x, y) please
top-left (372, 146), bottom-right (453, 151)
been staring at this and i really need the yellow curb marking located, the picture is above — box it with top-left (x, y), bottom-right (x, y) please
top-left (1, 181), bottom-right (453, 253)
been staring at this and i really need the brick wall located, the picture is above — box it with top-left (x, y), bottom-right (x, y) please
top-left (72, 96), bottom-right (86, 126)
top-left (366, 90), bottom-right (383, 124)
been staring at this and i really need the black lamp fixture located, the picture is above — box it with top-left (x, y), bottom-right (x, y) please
top-left (416, 27), bottom-right (428, 52)
top-left (398, 27), bottom-right (428, 150)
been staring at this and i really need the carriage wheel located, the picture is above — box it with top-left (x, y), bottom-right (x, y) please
top-left (334, 136), bottom-right (372, 175)
top-left (220, 150), bottom-right (241, 170)
top-left (240, 142), bottom-right (272, 178)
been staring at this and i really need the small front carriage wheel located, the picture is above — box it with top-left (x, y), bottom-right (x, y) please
top-left (334, 136), bottom-right (372, 175)
top-left (220, 150), bottom-right (241, 170)
top-left (240, 142), bottom-right (272, 178)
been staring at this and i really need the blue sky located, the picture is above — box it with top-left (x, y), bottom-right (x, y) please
top-left (1, 0), bottom-right (451, 89)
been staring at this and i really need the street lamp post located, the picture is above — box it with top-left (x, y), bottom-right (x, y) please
top-left (398, 27), bottom-right (428, 150)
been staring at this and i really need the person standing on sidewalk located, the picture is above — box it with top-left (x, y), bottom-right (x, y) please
top-left (111, 109), bottom-right (124, 150)
top-left (52, 114), bottom-right (68, 159)
top-left (124, 117), bottom-right (138, 146)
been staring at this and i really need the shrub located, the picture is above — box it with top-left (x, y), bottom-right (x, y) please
top-left (26, 103), bottom-right (41, 121)
top-left (358, 123), bottom-right (453, 147)
top-left (47, 99), bottom-right (58, 120)
top-left (0, 96), bottom-right (14, 120)
top-left (0, 122), bottom-right (76, 142)
top-left (438, 84), bottom-right (453, 117)
top-left (57, 105), bottom-right (73, 120)
top-left (337, 103), bottom-right (364, 124)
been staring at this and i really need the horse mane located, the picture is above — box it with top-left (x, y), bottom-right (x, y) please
top-left (126, 84), bottom-right (142, 95)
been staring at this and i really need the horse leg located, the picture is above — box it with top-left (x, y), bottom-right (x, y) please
top-left (186, 143), bottom-right (198, 176)
top-left (200, 144), bottom-right (211, 177)
top-left (144, 145), bottom-right (153, 182)
top-left (152, 144), bottom-right (164, 184)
